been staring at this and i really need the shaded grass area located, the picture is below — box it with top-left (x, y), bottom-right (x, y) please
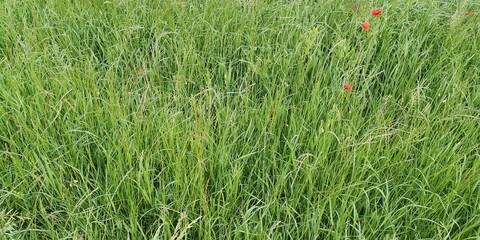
top-left (0, 0), bottom-right (479, 239)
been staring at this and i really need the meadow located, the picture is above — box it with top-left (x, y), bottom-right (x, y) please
top-left (0, 0), bottom-right (479, 239)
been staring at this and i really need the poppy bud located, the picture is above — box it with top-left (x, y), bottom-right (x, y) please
top-left (344, 83), bottom-right (353, 91)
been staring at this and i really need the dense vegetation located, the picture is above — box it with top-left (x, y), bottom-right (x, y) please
top-left (1, 0), bottom-right (479, 239)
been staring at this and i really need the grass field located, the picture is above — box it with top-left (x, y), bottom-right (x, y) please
top-left (0, 0), bottom-right (479, 239)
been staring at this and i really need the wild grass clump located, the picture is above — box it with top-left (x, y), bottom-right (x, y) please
top-left (0, 0), bottom-right (479, 239)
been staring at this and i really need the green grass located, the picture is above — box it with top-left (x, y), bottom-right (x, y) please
top-left (0, 0), bottom-right (479, 239)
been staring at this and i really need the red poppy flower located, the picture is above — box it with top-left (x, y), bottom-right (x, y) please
top-left (466, 11), bottom-right (472, 16)
top-left (362, 21), bottom-right (370, 31)
top-left (354, 4), bottom-right (359, 13)
top-left (344, 83), bottom-right (352, 91)
top-left (372, 8), bottom-right (382, 17)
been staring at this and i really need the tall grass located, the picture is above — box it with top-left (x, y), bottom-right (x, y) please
top-left (0, 0), bottom-right (479, 239)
